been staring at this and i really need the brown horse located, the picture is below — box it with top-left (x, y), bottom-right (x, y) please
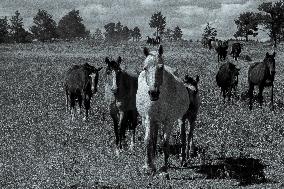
top-left (248, 52), bottom-right (276, 110)
top-left (104, 57), bottom-right (139, 155)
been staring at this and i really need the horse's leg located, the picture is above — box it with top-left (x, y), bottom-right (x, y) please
top-left (248, 83), bottom-right (254, 110)
top-left (143, 116), bottom-right (157, 174)
top-left (227, 86), bottom-right (232, 102)
top-left (130, 110), bottom-right (138, 151)
top-left (118, 110), bottom-right (127, 149)
top-left (159, 122), bottom-right (173, 173)
top-left (78, 94), bottom-right (82, 115)
top-left (187, 119), bottom-right (196, 159)
top-left (65, 91), bottom-right (69, 113)
top-left (222, 88), bottom-right (226, 103)
top-left (271, 84), bottom-right (274, 111)
top-left (110, 108), bottom-right (120, 155)
top-left (178, 117), bottom-right (187, 167)
top-left (70, 93), bottom-right (76, 121)
top-left (258, 85), bottom-right (264, 107)
top-left (83, 95), bottom-right (90, 122)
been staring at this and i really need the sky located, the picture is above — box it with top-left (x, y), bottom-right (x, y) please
top-left (0, 0), bottom-right (278, 41)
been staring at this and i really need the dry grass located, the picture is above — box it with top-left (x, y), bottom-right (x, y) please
top-left (1, 40), bottom-right (284, 188)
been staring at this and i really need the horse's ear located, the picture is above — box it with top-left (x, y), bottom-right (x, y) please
top-left (196, 75), bottom-right (200, 83)
top-left (117, 56), bottom-right (122, 64)
top-left (273, 52), bottom-right (276, 57)
top-left (105, 57), bottom-right (110, 64)
top-left (144, 47), bottom-right (149, 57)
top-left (266, 52), bottom-right (270, 57)
top-left (158, 45), bottom-right (163, 55)
top-left (97, 67), bottom-right (103, 72)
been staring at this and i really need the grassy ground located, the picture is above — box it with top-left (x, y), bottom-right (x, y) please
top-left (1, 40), bottom-right (284, 188)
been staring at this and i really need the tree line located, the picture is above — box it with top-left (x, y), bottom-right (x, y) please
top-left (0, 9), bottom-right (89, 43)
top-left (0, 10), bottom-right (184, 44)
top-left (202, 1), bottom-right (284, 47)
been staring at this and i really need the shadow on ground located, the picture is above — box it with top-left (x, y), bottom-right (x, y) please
top-left (195, 157), bottom-right (267, 186)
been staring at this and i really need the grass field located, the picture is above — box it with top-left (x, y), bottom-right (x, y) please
top-left (1, 40), bottom-right (284, 188)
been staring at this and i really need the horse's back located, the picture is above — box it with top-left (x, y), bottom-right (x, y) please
top-left (248, 62), bottom-right (266, 85)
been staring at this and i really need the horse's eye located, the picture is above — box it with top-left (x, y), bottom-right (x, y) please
top-left (143, 67), bottom-right (147, 71)
top-left (106, 70), bottom-right (111, 75)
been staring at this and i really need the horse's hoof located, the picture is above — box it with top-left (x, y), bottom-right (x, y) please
top-left (142, 165), bottom-right (156, 175)
top-left (158, 172), bottom-right (170, 180)
top-left (158, 166), bottom-right (168, 173)
top-left (115, 148), bottom-right (121, 157)
top-left (83, 117), bottom-right (88, 122)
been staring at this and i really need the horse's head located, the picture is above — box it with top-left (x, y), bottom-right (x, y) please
top-left (105, 56), bottom-right (122, 95)
top-left (84, 63), bottom-right (102, 94)
top-left (264, 52), bottom-right (276, 79)
top-left (184, 75), bottom-right (200, 94)
top-left (143, 45), bottom-right (164, 101)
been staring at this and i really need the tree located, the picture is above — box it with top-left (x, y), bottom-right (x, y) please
top-left (131, 26), bottom-right (142, 42)
top-left (10, 11), bottom-right (29, 43)
top-left (30, 9), bottom-right (58, 42)
top-left (258, 1), bottom-right (284, 47)
top-left (57, 9), bottom-right (89, 40)
top-left (202, 22), bottom-right (217, 40)
top-left (0, 16), bottom-right (9, 43)
top-left (234, 12), bottom-right (260, 41)
top-left (149, 12), bottom-right (166, 37)
top-left (163, 28), bottom-right (173, 41)
top-left (173, 26), bottom-right (183, 41)
top-left (93, 28), bottom-right (104, 44)
top-left (104, 22), bottom-right (116, 43)
top-left (115, 21), bottom-right (123, 41)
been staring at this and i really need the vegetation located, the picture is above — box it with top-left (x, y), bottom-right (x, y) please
top-left (57, 9), bottom-right (89, 40)
top-left (258, 1), bottom-right (284, 47)
top-left (149, 11), bottom-right (166, 38)
top-left (30, 9), bottom-right (58, 42)
top-left (234, 12), bottom-right (260, 41)
top-left (202, 22), bottom-right (217, 40)
top-left (1, 40), bottom-right (284, 188)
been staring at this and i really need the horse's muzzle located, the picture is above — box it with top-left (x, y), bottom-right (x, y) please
top-left (148, 90), bottom-right (160, 101)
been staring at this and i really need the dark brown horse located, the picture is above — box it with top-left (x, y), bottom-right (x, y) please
top-left (104, 56), bottom-right (139, 155)
top-left (248, 52), bottom-right (276, 110)
top-left (216, 62), bottom-right (240, 101)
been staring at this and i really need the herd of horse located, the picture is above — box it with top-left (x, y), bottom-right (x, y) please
top-left (64, 39), bottom-right (276, 176)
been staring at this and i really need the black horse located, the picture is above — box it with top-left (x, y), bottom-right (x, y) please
top-left (248, 52), bottom-right (276, 110)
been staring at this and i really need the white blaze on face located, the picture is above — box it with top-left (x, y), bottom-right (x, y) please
top-left (184, 83), bottom-right (197, 92)
top-left (89, 73), bottom-right (97, 91)
top-left (111, 70), bottom-right (118, 92)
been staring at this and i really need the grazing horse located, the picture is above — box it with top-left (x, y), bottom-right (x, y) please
top-left (216, 41), bottom-right (229, 62)
top-left (248, 52), bottom-right (276, 110)
top-left (180, 75), bottom-right (200, 166)
top-left (65, 63), bottom-right (102, 121)
top-left (231, 43), bottom-right (242, 61)
top-left (216, 62), bottom-right (240, 101)
top-left (136, 45), bottom-right (198, 175)
top-left (104, 56), bottom-right (139, 155)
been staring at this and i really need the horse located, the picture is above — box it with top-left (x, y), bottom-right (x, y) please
top-left (216, 41), bottom-right (229, 62)
top-left (180, 75), bottom-right (200, 166)
top-left (147, 36), bottom-right (160, 46)
top-left (136, 45), bottom-right (199, 175)
top-left (104, 56), bottom-right (139, 155)
top-left (230, 43), bottom-right (242, 61)
top-left (64, 63), bottom-right (102, 121)
top-left (216, 62), bottom-right (240, 101)
top-left (248, 52), bottom-right (276, 110)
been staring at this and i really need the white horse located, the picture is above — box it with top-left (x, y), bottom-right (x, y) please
top-left (136, 45), bottom-right (200, 174)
